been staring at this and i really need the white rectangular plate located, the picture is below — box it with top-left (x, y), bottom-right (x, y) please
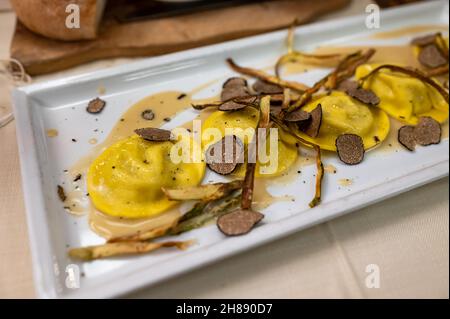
top-left (12, 1), bottom-right (449, 298)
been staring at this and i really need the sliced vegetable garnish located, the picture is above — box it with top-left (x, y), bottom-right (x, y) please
top-left (69, 240), bottom-right (193, 261)
top-left (309, 145), bottom-right (324, 208)
top-left (335, 134), bottom-right (365, 165)
top-left (171, 191), bottom-right (242, 235)
top-left (286, 49), bottom-right (375, 112)
top-left (162, 180), bottom-right (243, 202)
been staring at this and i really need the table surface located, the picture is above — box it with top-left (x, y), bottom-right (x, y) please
top-left (0, 0), bottom-right (448, 299)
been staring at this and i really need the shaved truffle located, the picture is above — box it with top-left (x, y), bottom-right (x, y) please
top-left (346, 87), bottom-right (380, 106)
top-left (141, 109), bottom-right (155, 121)
top-left (86, 98), bottom-right (106, 114)
top-left (135, 128), bottom-right (172, 141)
top-left (299, 104), bottom-right (322, 138)
top-left (336, 134), bottom-right (365, 165)
top-left (284, 109), bottom-right (311, 123)
top-left (217, 209), bottom-right (264, 236)
top-left (411, 33), bottom-right (439, 46)
top-left (221, 77), bottom-right (249, 101)
top-left (414, 116), bottom-right (441, 146)
top-left (206, 135), bottom-right (244, 175)
top-left (418, 44), bottom-right (448, 68)
top-left (337, 80), bottom-right (359, 93)
top-left (57, 185), bottom-right (66, 202)
top-left (252, 79), bottom-right (283, 94)
top-left (398, 126), bottom-right (416, 151)
top-left (218, 96), bottom-right (258, 112)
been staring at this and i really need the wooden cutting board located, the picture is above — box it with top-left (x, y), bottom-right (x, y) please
top-left (10, 0), bottom-right (350, 75)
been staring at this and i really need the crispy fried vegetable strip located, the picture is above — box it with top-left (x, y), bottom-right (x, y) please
top-left (359, 64), bottom-right (449, 102)
top-left (286, 49), bottom-right (375, 112)
top-left (309, 145), bottom-right (324, 208)
top-left (108, 219), bottom-right (180, 243)
top-left (282, 88), bottom-right (291, 109)
top-left (171, 191), bottom-right (242, 234)
top-left (435, 33), bottom-right (449, 58)
top-left (425, 64), bottom-right (449, 77)
top-left (162, 180), bottom-right (243, 201)
top-left (275, 20), bottom-right (343, 76)
top-left (270, 116), bottom-right (323, 207)
top-left (327, 48), bottom-right (376, 89)
top-left (241, 96), bottom-right (271, 210)
top-left (286, 19), bottom-right (296, 54)
top-left (69, 240), bottom-right (194, 261)
top-left (226, 58), bottom-right (309, 93)
top-left (276, 52), bottom-right (343, 77)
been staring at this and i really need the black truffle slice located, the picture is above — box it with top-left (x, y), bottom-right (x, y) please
top-left (418, 44), bottom-right (448, 68)
top-left (335, 134), bottom-right (365, 165)
top-left (57, 185), bottom-right (66, 202)
top-left (413, 116), bottom-right (441, 146)
top-left (299, 104), bottom-right (322, 138)
top-left (218, 96), bottom-right (258, 112)
top-left (217, 209), bottom-right (264, 236)
top-left (347, 87), bottom-right (380, 106)
top-left (86, 98), bottom-right (106, 114)
top-left (221, 77), bottom-right (249, 101)
top-left (411, 33), bottom-right (438, 46)
top-left (141, 109), bottom-right (155, 121)
top-left (252, 79), bottom-right (283, 94)
top-left (337, 80), bottom-right (359, 93)
top-left (206, 135), bottom-right (244, 175)
top-left (284, 109), bottom-right (311, 123)
top-left (398, 126), bottom-right (416, 151)
top-left (135, 128), bottom-right (172, 141)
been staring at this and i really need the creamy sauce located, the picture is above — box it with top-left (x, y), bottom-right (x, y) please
top-left (338, 178), bottom-right (353, 187)
top-left (46, 129), bottom-right (58, 137)
top-left (89, 206), bottom-right (181, 240)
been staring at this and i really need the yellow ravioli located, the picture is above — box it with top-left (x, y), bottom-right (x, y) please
top-left (88, 135), bottom-right (205, 219)
top-left (295, 91), bottom-right (390, 151)
top-left (202, 107), bottom-right (298, 177)
top-left (355, 63), bottom-right (448, 125)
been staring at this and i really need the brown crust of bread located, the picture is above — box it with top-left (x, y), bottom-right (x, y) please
top-left (10, 0), bottom-right (105, 41)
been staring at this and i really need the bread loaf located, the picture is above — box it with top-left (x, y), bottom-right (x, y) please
top-left (10, 0), bottom-right (107, 41)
